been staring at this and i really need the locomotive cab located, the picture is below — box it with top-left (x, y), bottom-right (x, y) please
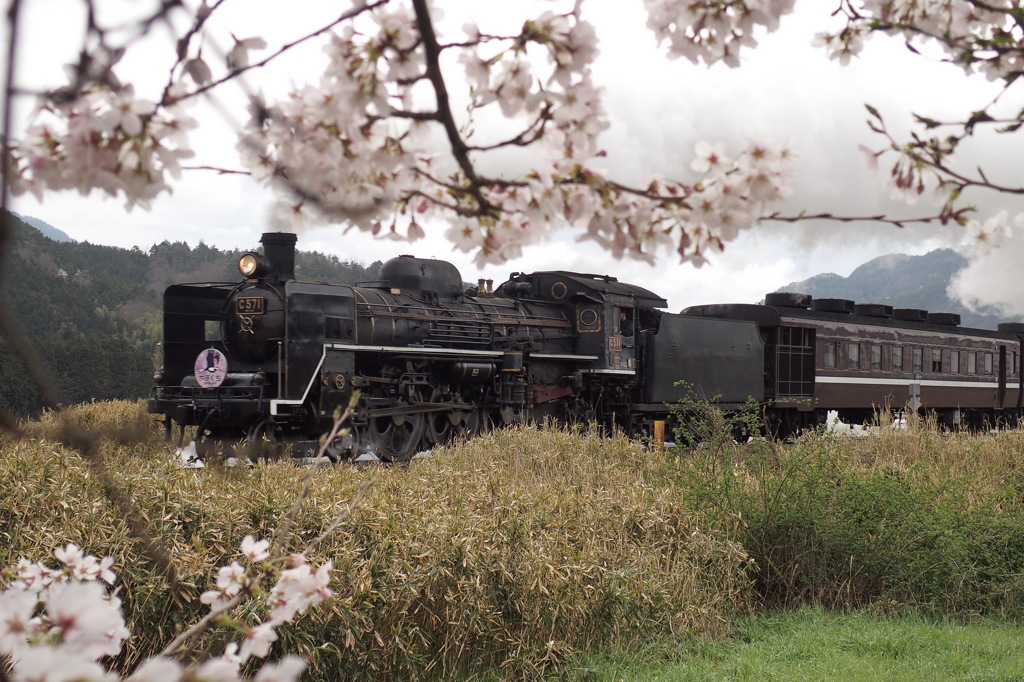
top-left (498, 269), bottom-right (667, 375)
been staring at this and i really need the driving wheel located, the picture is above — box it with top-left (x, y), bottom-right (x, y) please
top-left (369, 399), bottom-right (426, 462)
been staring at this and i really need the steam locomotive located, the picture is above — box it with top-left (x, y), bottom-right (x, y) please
top-left (148, 232), bottom-right (1024, 460)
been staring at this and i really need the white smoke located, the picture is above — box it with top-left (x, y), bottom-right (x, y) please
top-left (949, 217), bottom-right (1024, 320)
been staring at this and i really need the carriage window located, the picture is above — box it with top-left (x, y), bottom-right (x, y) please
top-left (967, 352), bottom-right (977, 374)
top-left (912, 347), bottom-right (923, 373)
top-left (950, 350), bottom-right (960, 374)
top-left (931, 349), bottom-right (942, 373)
top-left (871, 344), bottom-right (882, 371)
top-left (824, 341), bottom-right (836, 368)
top-left (984, 353), bottom-right (993, 375)
top-left (892, 346), bottom-right (903, 372)
top-left (848, 343), bottom-right (861, 370)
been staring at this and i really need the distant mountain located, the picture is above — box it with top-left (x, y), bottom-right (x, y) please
top-left (13, 213), bottom-right (74, 242)
top-left (776, 249), bottom-right (1005, 330)
top-left (0, 212), bottom-right (382, 416)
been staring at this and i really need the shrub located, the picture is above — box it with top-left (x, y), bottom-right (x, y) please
top-left (671, 408), bottom-right (1024, 616)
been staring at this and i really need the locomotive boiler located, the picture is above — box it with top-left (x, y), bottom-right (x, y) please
top-left (148, 232), bottom-right (764, 460)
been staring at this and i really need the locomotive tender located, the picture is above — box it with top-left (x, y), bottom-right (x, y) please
top-left (148, 232), bottom-right (1024, 460)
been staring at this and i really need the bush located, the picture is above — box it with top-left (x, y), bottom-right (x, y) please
top-left (671, 409), bottom-right (1024, 616)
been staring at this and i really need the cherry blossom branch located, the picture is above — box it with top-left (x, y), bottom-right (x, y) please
top-left (171, 0), bottom-right (390, 106)
top-left (268, 394), bottom-right (359, 560)
top-left (158, 0), bottom-right (229, 106)
top-left (463, 103), bottom-right (553, 151)
top-left (1, 0), bottom-right (182, 588)
top-left (59, 417), bottom-right (184, 591)
top-left (0, 0), bottom-right (65, 420)
top-left (861, 103), bottom-right (1024, 217)
top-left (160, 398), bottom-right (368, 660)
top-left (1, 0), bottom-right (22, 217)
top-left (410, 0), bottom-right (493, 214)
top-left (765, 211), bottom-right (969, 227)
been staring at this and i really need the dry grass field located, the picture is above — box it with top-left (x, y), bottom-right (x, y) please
top-left (1, 401), bottom-right (750, 679)
top-left (5, 401), bottom-right (1024, 679)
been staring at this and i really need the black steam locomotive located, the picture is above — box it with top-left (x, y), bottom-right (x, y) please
top-left (148, 232), bottom-right (1024, 460)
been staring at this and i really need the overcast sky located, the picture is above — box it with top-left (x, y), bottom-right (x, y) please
top-left (8, 1), bottom-right (1024, 313)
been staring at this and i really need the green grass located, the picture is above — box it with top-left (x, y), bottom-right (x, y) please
top-left (577, 607), bottom-right (1024, 681)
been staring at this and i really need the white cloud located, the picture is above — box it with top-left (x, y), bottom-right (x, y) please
top-left (8, 0), bottom-right (1024, 313)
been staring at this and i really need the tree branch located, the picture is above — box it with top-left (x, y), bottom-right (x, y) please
top-left (410, 0), bottom-right (494, 215)
top-left (165, 0), bottom-right (390, 107)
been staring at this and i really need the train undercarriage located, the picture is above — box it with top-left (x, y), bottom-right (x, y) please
top-left (156, 359), bottom-right (650, 463)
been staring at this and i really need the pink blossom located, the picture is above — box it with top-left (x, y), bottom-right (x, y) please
top-left (241, 536), bottom-right (271, 563)
top-left (13, 645), bottom-right (114, 682)
top-left (126, 656), bottom-right (185, 682)
top-left (267, 559), bottom-right (332, 625)
top-left (45, 581), bottom-right (129, 660)
top-left (239, 622), bottom-right (279, 662)
top-left (227, 35), bottom-right (268, 70)
top-left (215, 561), bottom-right (249, 597)
top-left (184, 57), bottom-right (213, 85)
top-left (193, 655), bottom-right (242, 681)
top-left (965, 210), bottom-right (1013, 255)
top-left (691, 141), bottom-right (728, 175)
top-left (14, 558), bottom-right (55, 594)
top-left (0, 589), bottom-right (36, 655)
top-left (253, 655), bottom-right (306, 682)
top-left (53, 543), bottom-right (85, 568)
top-left (101, 88), bottom-right (154, 137)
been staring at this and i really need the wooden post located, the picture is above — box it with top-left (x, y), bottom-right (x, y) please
top-left (653, 420), bottom-right (665, 452)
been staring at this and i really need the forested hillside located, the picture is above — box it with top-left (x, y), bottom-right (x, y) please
top-left (0, 213), bottom-right (381, 416)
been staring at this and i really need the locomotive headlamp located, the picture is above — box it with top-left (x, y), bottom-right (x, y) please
top-left (238, 253), bottom-right (265, 278)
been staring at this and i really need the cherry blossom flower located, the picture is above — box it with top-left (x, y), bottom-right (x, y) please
top-left (126, 657), bottom-right (185, 682)
top-left (227, 35), bottom-right (268, 70)
top-left (252, 655), bottom-right (306, 682)
top-left (194, 655), bottom-right (242, 680)
top-left (691, 141), bottom-right (729, 175)
top-left (54, 543), bottom-right (118, 584)
top-left (241, 536), bottom-right (271, 563)
top-left (964, 210), bottom-right (1013, 256)
top-left (0, 542), bottom-right (327, 682)
top-left (46, 581), bottom-right (130, 660)
top-left (239, 622), bottom-right (279, 662)
top-left (13, 557), bottom-right (55, 594)
top-left (10, 83), bottom-right (195, 211)
top-left (101, 87), bottom-right (154, 137)
top-left (184, 57), bottom-right (213, 85)
top-left (13, 645), bottom-right (114, 682)
top-left (0, 589), bottom-right (35, 655)
top-left (267, 558), bottom-right (332, 625)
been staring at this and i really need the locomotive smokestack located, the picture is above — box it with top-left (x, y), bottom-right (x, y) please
top-left (261, 232), bottom-right (297, 281)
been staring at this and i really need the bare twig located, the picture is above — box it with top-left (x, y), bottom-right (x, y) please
top-left (269, 393), bottom-right (360, 559)
top-left (161, 394), bottom-right (368, 658)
